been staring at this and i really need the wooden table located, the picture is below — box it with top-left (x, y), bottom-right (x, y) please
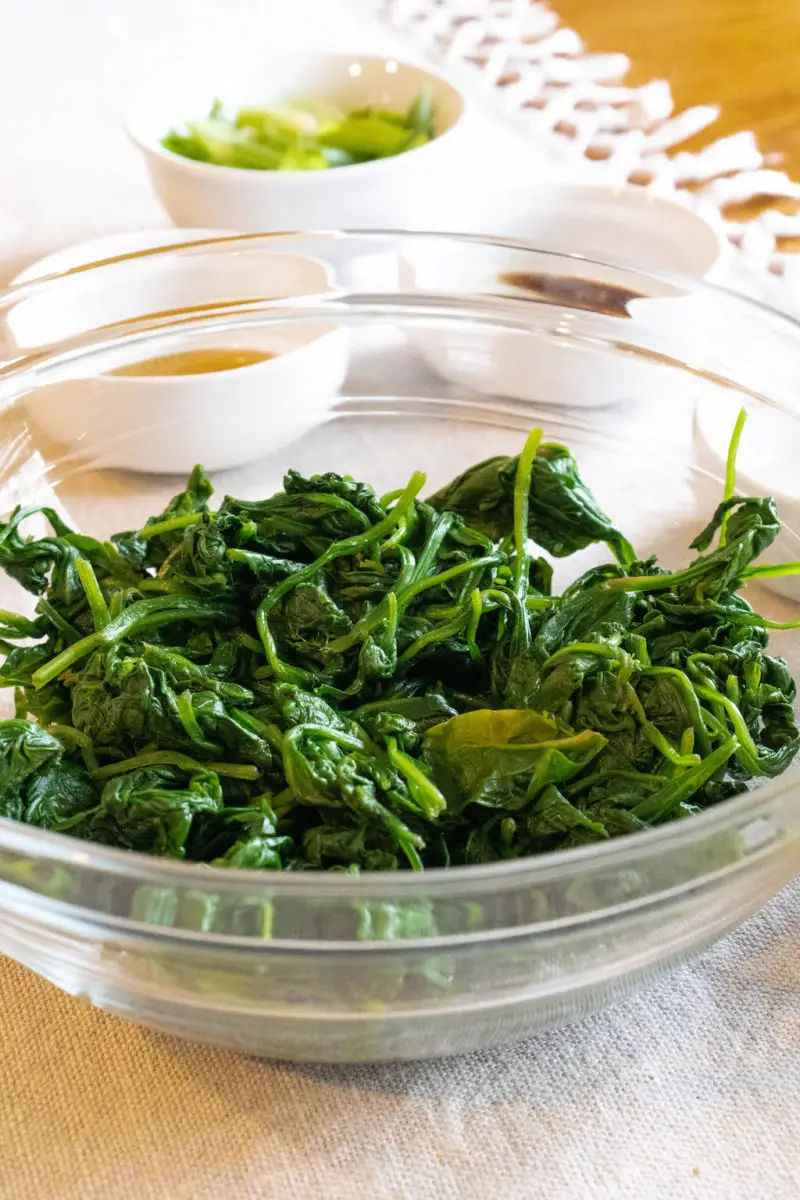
top-left (558, 0), bottom-right (800, 183)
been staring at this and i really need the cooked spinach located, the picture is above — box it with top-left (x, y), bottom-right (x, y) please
top-left (0, 416), bottom-right (796, 871)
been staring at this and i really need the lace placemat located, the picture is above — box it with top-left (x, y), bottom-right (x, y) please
top-left (376, 0), bottom-right (800, 307)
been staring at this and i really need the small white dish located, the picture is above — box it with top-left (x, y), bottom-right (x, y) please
top-left (399, 184), bottom-right (722, 410)
top-left (126, 53), bottom-right (467, 233)
top-left (425, 183), bottom-right (723, 277)
top-left (12, 229), bottom-right (349, 474)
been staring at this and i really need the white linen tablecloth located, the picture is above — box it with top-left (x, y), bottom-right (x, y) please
top-left (2, 888), bottom-right (799, 1199)
top-left (0, 2), bottom-right (799, 1197)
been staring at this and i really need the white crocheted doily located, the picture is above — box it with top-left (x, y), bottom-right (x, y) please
top-left (376, 0), bottom-right (800, 310)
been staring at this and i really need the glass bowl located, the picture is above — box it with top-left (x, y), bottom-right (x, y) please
top-left (0, 232), bottom-right (798, 1063)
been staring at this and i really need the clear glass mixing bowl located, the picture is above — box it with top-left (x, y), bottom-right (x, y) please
top-left (0, 232), bottom-right (798, 1062)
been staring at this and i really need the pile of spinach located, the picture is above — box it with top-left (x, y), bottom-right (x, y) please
top-left (0, 414), bottom-right (796, 872)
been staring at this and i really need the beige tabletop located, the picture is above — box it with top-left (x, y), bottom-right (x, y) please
top-left (1, 2), bottom-right (800, 1197)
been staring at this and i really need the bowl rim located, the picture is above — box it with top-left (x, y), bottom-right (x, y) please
top-left (126, 51), bottom-right (468, 183)
top-left (0, 760), bottom-right (786, 896)
top-left (0, 228), bottom-right (798, 897)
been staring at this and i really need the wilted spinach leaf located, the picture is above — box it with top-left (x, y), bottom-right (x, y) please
top-left (0, 410), bottom-right (794, 871)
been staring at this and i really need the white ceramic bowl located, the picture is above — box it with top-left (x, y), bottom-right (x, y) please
top-left (398, 185), bottom-right (723, 410)
top-left (426, 183), bottom-right (723, 276)
top-left (11, 230), bottom-right (350, 474)
top-left (126, 53), bottom-right (467, 233)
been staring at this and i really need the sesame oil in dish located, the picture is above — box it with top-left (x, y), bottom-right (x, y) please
top-left (108, 347), bottom-right (276, 376)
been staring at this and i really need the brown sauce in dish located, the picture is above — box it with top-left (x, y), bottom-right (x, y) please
top-left (499, 272), bottom-right (644, 318)
top-left (109, 348), bottom-right (276, 377)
